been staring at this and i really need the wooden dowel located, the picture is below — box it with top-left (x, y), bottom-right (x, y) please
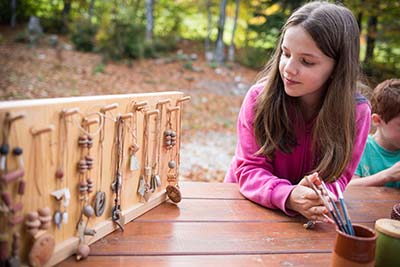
top-left (100, 103), bottom-right (119, 112)
top-left (9, 112), bottom-right (26, 123)
top-left (176, 96), bottom-right (191, 104)
top-left (62, 107), bottom-right (80, 117)
top-left (145, 110), bottom-right (159, 117)
top-left (118, 113), bottom-right (133, 120)
top-left (30, 125), bottom-right (54, 136)
top-left (82, 118), bottom-right (99, 126)
top-left (134, 101), bottom-right (148, 110)
top-left (167, 106), bottom-right (180, 113)
top-left (156, 99), bottom-right (171, 106)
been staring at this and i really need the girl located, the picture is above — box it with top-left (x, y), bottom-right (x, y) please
top-left (225, 1), bottom-right (371, 222)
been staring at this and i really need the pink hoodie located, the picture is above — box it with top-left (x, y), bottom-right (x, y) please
top-left (225, 83), bottom-right (371, 215)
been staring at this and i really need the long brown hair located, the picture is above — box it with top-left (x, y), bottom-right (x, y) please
top-left (254, 1), bottom-right (361, 182)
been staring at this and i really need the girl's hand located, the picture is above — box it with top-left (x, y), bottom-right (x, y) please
top-left (286, 173), bottom-right (330, 222)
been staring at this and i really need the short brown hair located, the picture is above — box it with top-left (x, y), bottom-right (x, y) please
top-left (371, 79), bottom-right (400, 123)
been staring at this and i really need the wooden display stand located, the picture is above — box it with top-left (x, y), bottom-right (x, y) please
top-left (0, 91), bottom-right (189, 266)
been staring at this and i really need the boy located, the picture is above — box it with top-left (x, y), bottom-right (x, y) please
top-left (350, 79), bottom-right (400, 188)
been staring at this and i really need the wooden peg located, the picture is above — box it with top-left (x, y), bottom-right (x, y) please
top-left (61, 107), bottom-right (79, 117)
top-left (167, 106), bottom-right (180, 113)
top-left (9, 112), bottom-right (26, 123)
top-left (156, 99), bottom-right (171, 106)
top-left (100, 103), bottom-right (119, 112)
top-left (176, 96), bottom-right (191, 104)
top-left (145, 110), bottom-right (160, 117)
top-left (118, 113), bottom-right (133, 120)
top-left (82, 117), bottom-right (99, 126)
top-left (30, 125), bottom-right (55, 136)
top-left (134, 101), bottom-right (148, 110)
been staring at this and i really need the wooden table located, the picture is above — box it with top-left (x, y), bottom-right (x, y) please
top-left (57, 182), bottom-right (399, 267)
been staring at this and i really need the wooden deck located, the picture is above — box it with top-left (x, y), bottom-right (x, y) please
top-left (57, 182), bottom-right (399, 267)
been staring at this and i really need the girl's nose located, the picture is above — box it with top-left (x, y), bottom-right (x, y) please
top-left (284, 58), bottom-right (299, 76)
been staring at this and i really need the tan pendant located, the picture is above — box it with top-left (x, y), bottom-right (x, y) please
top-left (166, 185), bottom-right (181, 203)
top-left (28, 233), bottom-right (55, 267)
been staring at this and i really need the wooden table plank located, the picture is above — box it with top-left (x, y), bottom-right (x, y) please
top-left (57, 253), bottom-right (332, 267)
top-left (89, 221), bottom-right (374, 256)
top-left (344, 185), bottom-right (399, 202)
top-left (180, 181), bottom-right (245, 199)
top-left (136, 199), bottom-right (292, 222)
top-left (136, 198), bottom-right (396, 223)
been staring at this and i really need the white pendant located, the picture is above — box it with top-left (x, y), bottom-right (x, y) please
top-left (138, 176), bottom-right (146, 196)
top-left (130, 154), bottom-right (139, 171)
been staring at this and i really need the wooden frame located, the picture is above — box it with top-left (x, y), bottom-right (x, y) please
top-left (0, 91), bottom-right (188, 266)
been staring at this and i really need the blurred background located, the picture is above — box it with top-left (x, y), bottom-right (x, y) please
top-left (1, 0), bottom-right (399, 182)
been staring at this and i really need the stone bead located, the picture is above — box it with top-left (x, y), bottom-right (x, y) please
top-left (168, 160), bottom-right (176, 169)
top-left (83, 205), bottom-right (94, 218)
top-left (29, 233), bottom-right (55, 267)
top-left (55, 168), bottom-right (64, 179)
top-left (76, 244), bottom-right (90, 261)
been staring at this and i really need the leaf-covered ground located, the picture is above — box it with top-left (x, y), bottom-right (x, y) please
top-left (0, 26), bottom-right (259, 182)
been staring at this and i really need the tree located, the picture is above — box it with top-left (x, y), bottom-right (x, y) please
top-left (214, 0), bottom-right (227, 64)
top-left (10, 0), bottom-right (16, 27)
top-left (145, 0), bottom-right (154, 43)
top-left (228, 0), bottom-right (240, 62)
top-left (205, 0), bottom-right (212, 60)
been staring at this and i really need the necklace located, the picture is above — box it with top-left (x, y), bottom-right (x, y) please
top-left (111, 112), bottom-right (132, 231)
top-left (138, 110), bottom-right (158, 201)
top-left (128, 101), bottom-right (147, 172)
top-left (95, 103), bottom-right (118, 217)
top-left (165, 106), bottom-right (181, 203)
top-left (0, 112), bottom-right (25, 266)
top-left (51, 108), bottom-right (77, 229)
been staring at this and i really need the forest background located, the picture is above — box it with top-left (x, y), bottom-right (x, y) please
top-left (1, 0), bottom-right (399, 182)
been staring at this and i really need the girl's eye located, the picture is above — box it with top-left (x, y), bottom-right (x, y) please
top-left (282, 52), bottom-right (290, 58)
top-left (302, 58), bottom-right (314, 66)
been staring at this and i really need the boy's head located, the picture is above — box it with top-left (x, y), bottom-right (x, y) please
top-left (371, 79), bottom-right (400, 123)
top-left (371, 79), bottom-right (400, 151)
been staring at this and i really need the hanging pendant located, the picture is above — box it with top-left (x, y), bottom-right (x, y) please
top-left (53, 211), bottom-right (62, 229)
top-left (94, 191), bottom-right (106, 217)
top-left (129, 154), bottom-right (139, 171)
top-left (154, 174), bottom-right (162, 188)
top-left (62, 211), bottom-right (68, 224)
top-left (137, 175), bottom-right (146, 197)
top-left (149, 175), bottom-right (156, 192)
top-left (166, 185), bottom-right (182, 203)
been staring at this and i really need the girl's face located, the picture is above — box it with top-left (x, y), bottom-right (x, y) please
top-left (279, 25), bottom-right (335, 108)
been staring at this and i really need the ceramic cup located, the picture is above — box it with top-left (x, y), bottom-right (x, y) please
top-left (374, 218), bottom-right (400, 267)
top-left (330, 224), bottom-right (377, 267)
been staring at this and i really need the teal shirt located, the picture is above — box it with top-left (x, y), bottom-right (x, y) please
top-left (355, 135), bottom-right (400, 188)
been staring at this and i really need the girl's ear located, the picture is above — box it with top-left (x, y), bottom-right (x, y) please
top-left (371, 113), bottom-right (383, 126)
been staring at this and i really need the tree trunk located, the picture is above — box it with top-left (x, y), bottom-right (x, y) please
top-left (364, 15), bottom-right (378, 64)
top-left (10, 0), bottom-right (17, 27)
top-left (205, 0), bottom-right (212, 58)
top-left (62, 0), bottom-right (71, 33)
top-left (228, 0), bottom-right (240, 62)
top-left (357, 11), bottom-right (363, 32)
top-left (214, 0), bottom-right (228, 64)
top-left (89, 0), bottom-right (95, 19)
top-left (145, 0), bottom-right (154, 43)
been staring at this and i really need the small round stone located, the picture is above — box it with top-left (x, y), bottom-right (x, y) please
top-left (168, 160), bottom-right (176, 169)
top-left (55, 169), bottom-right (64, 179)
top-left (83, 205), bottom-right (94, 218)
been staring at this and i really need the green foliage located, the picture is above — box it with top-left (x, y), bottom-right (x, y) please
top-left (96, 16), bottom-right (146, 60)
top-left (13, 31), bottom-right (29, 43)
top-left (237, 46), bottom-right (272, 69)
top-left (93, 63), bottom-right (105, 74)
top-left (362, 62), bottom-right (400, 86)
top-left (70, 19), bottom-right (97, 52)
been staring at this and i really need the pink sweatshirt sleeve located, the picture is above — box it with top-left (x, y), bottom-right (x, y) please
top-left (325, 101), bottom-right (371, 197)
top-left (234, 85), bottom-right (296, 215)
